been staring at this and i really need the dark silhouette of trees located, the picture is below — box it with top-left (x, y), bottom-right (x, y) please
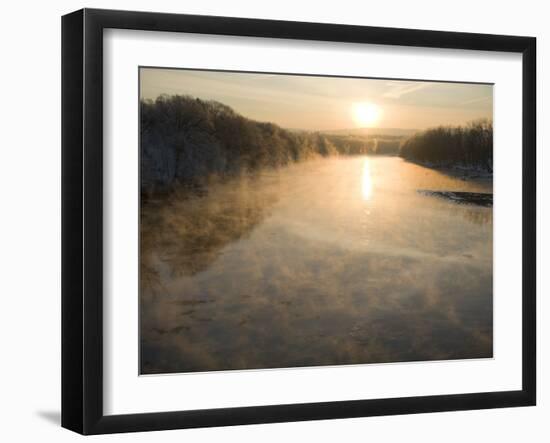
top-left (399, 119), bottom-right (493, 172)
top-left (141, 95), bottom-right (402, 193)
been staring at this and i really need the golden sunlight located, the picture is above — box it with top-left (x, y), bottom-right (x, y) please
top-left (352, 102), bottom-right (381, 128)
top-left (361, 159), bottom-right (373, 200)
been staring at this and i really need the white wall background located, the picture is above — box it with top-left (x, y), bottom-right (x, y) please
top-left (0, 0), bottom-right (546, 441)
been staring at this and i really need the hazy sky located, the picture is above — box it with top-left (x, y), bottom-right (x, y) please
top-left (140, 68), bottom-right (493, 131)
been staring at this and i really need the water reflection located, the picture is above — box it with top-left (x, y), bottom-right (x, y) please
top-left (140, 156), bottom-right (493, 374)
top-left (140, 175), bottom-right (279, 281)
top-left (361, 159), bottom-right (373, 200)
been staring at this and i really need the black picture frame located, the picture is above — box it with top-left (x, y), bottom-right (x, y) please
top-left (62, 8), bottom-right (536, 435)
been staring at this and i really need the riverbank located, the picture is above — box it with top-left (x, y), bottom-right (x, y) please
top-left (404, 159), bottom-right (493, 181)
top-left (399, 119), bottom-right (493, 177)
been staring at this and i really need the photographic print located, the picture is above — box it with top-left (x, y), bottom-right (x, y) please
top-left (139, 68), bottom-right (493, 375)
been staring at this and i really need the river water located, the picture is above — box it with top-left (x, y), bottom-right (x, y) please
top-left (140, 156), bottom-right (493, 374)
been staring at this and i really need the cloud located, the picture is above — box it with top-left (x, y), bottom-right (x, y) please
top-left (383, 82), bottom-right (430, 99)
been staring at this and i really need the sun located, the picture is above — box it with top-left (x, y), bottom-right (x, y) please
top-left (352, 102), bottom-right (381, 128)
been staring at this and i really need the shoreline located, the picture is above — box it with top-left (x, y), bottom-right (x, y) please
top-left (402, 158), bottom-right (493, 181)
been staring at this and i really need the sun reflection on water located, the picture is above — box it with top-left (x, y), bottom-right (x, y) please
top-left (361, 159), bottom-right (373, 200)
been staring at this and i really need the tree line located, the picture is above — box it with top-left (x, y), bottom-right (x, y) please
top-left (399, 119), bottom-right (493, 172)
top-left (141, 95), bottom-right (331, 192)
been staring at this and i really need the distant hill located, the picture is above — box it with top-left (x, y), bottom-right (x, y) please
top-left (323, 127), bottom-right (418, 138)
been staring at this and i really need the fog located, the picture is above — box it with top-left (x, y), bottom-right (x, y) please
top-left (140, 156), bottom-right (492, 374)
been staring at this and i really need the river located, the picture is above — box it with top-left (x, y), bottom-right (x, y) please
top-left (140, 156), bottom-right (493, 374)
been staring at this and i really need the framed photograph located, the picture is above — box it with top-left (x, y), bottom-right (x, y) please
top-left (62, 8), bottom-right (536, 435)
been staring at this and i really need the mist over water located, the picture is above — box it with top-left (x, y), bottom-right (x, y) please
top-left (140, 156), bottom-right (492, 374)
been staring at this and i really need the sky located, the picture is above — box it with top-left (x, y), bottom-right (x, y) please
top-left (140, 67), bottom-right (493, 131)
